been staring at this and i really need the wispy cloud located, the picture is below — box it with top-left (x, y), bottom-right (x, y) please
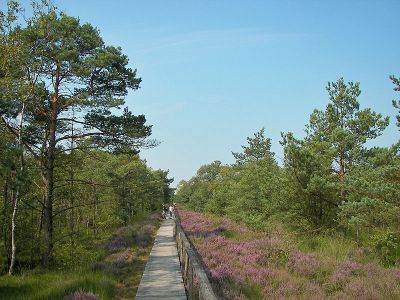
top-left (135, 29), bottom-right (313, 55)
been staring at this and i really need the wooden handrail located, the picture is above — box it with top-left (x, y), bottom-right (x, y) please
top-left (174, 218), bottom-right (218, 300)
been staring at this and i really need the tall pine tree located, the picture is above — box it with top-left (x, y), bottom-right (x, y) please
top-left (0, 2), bottom-right (156, 267)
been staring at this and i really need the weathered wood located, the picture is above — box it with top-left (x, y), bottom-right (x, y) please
top-left (175, 221), bottom-right (218, 300)
top-left (135, 219), bottom-right (186, 300)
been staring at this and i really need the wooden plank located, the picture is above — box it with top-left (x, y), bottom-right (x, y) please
top-left (135, 219), bottom-right (187, 300)
top-left (175, 223), bottom-right (218, 300)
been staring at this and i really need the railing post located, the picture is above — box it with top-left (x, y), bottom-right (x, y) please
top-left (184, 250), bottom-right (189, 281)
top-left (180, 234), bottom-right (184, 259)
top-left (175, 218), bottom-right (218, 300)
top-left (188, 263), bottom-right (193, 300)
top-left (177, 232), bottom-right (181, 259)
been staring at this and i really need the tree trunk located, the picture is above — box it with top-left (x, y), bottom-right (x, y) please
top-left (339, 154), bottom-right (345, 198)
top-left (69, 111), bottom-right (75, 257)
top-left (2, 180), bottom-right (9, 260)
top-left (42, 66), bottom-right (59, 268)
top-left (69, 169), bottom-right (75, 261)
top-left (43, 112), bottom-right (56, 267)
top-left (36, 202), bottom-right (44, 258)
top-left (30, 206), bottom-right (35, 267)
top-left (8, 189), bottom-right (18, 275)
top-left (9, 103), bottom-right (25, 275)
top-left (7, 189), bottom-right (13, 265)
top-left (92, 181), bottom-right (97, 236)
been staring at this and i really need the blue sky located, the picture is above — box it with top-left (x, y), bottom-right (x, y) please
top-left (11, 1), bottom-right (400, 186)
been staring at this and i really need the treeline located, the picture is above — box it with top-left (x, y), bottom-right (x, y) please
top-left (177, 77), bottom-right (400, 266)
top-left (0, 1), bottom-right (173, 274)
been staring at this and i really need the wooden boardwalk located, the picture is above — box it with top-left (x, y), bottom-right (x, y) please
top-left (135, 218), bottom-right (187, 300)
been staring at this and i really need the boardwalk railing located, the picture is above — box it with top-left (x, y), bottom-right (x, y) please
top-left (174, 220), bottom-right (218, 300)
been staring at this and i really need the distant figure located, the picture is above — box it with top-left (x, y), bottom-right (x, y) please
top-left (162, 204), bottom-right (169, 219)
top-left (169, 205), bottom-right (174, 219)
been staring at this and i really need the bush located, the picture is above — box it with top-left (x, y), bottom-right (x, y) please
top-left (65, 290), bottom-right (99, 300)
top-left (372, 232), bottom-right (400, 266)
top-left (135, 225), bottom-right (155, 247)
top-left (104, 226), bottom-right (136, 253)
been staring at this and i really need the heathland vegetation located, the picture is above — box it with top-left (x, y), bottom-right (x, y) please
top-left (176, 77), bottom-right (400, 298)
top-left (0, 1), bottom-right (173, 298)
top-left (1, 0), bottom-right (400, 299)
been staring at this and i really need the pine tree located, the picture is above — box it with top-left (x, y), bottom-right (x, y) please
top-left (232, 128), bottom-right (274, 165)
top-left (390, 75), bottom-right (400, 129)
top-left (306, 78), bottom-right (389, 197)
top-left (0, 2), bottom-right (156, 267)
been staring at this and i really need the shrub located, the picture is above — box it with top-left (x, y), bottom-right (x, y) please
top-left (287, 250), bottom-right (320, 277)
top-left (372, 231), bottom-right (400, 266)
top-left (135, 225), bottom-right (155, 247)
top-left (64, 290), bottom-right (99, 300)
top-left (104, 226), bottom-right (136, 253)
top-left (330, 260), bottom-right (362, 288)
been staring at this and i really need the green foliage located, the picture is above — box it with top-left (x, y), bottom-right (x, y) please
top-left (53, 240), bottom-right (103, 271)
top-left (338, 198), bottom-right (398, 239)
top-left (390, 75), bottom-right (400, 129)
top-left (177, 77), bottom-right (399, 272)
top-left (0, 3), bottom-right (153, 154)
top-left (280, 78), bottom-right (390, 227)
top-left (177, 130), bottom-right (284, 230)
top-left (0, 0), bottom-right (167, 270)
top-left (306, 78), bottom-right (389, 181)
top-left (372, 232), bottom-right (400, 266)
top-left (224, 158), bottom-right (283, 229)
top-left (232, 127), bottom-right (274, 165)
top-left (280, 132), bottom-right (339, 226)
top-left (0, 147), bottom-right (172, 273)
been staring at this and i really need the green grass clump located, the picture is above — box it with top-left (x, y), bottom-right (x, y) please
top-left (0, 271), bottom-right (114, 300)
top-left (297, 233), bottom-right (356, 261)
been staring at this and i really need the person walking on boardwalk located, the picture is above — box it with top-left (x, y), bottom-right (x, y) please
top-left (169, 204), bottom-right (174, 219)
top-left (162, 204), bottom-right (169, 219)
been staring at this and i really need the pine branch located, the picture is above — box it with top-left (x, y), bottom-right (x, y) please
top-left (1, 116), bottom-right (41, 161)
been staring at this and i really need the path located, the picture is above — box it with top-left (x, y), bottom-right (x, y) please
top-left (135, 218), bottom-right (187, 300)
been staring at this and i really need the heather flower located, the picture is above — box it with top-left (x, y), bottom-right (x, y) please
top-left (104, 226), bottom-right (136, 252)
top-left (210, 263), bottom-right (233, 280)
top-left (393, 269), bottom-right (400, 282)
top-left (344, 277), bottom-right (382, 300)
top-left (223, 288), bottom-right (247, 300)
top-left (178, 209), bottom-right (400, 299)
top-left (64, 290), bottom-right (99, 300)
top-left (287, 250), bottom-right (320, 276)
top-left (330, 260), bottom-right (361, 286)
top-left (329, 291), bottom-right (351, 300)
top-left (179, 210), bottom-right (214, 234)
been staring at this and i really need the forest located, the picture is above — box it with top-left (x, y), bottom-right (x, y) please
top-left (0, 0), bottom-right (173, 283)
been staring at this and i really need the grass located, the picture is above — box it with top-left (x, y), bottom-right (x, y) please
top-left (0, 212), bottom-right (161, 300)
top-left (0, 271), bottom-right (114, 300)
top-left (297, 233), bottom-right (356, 261)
